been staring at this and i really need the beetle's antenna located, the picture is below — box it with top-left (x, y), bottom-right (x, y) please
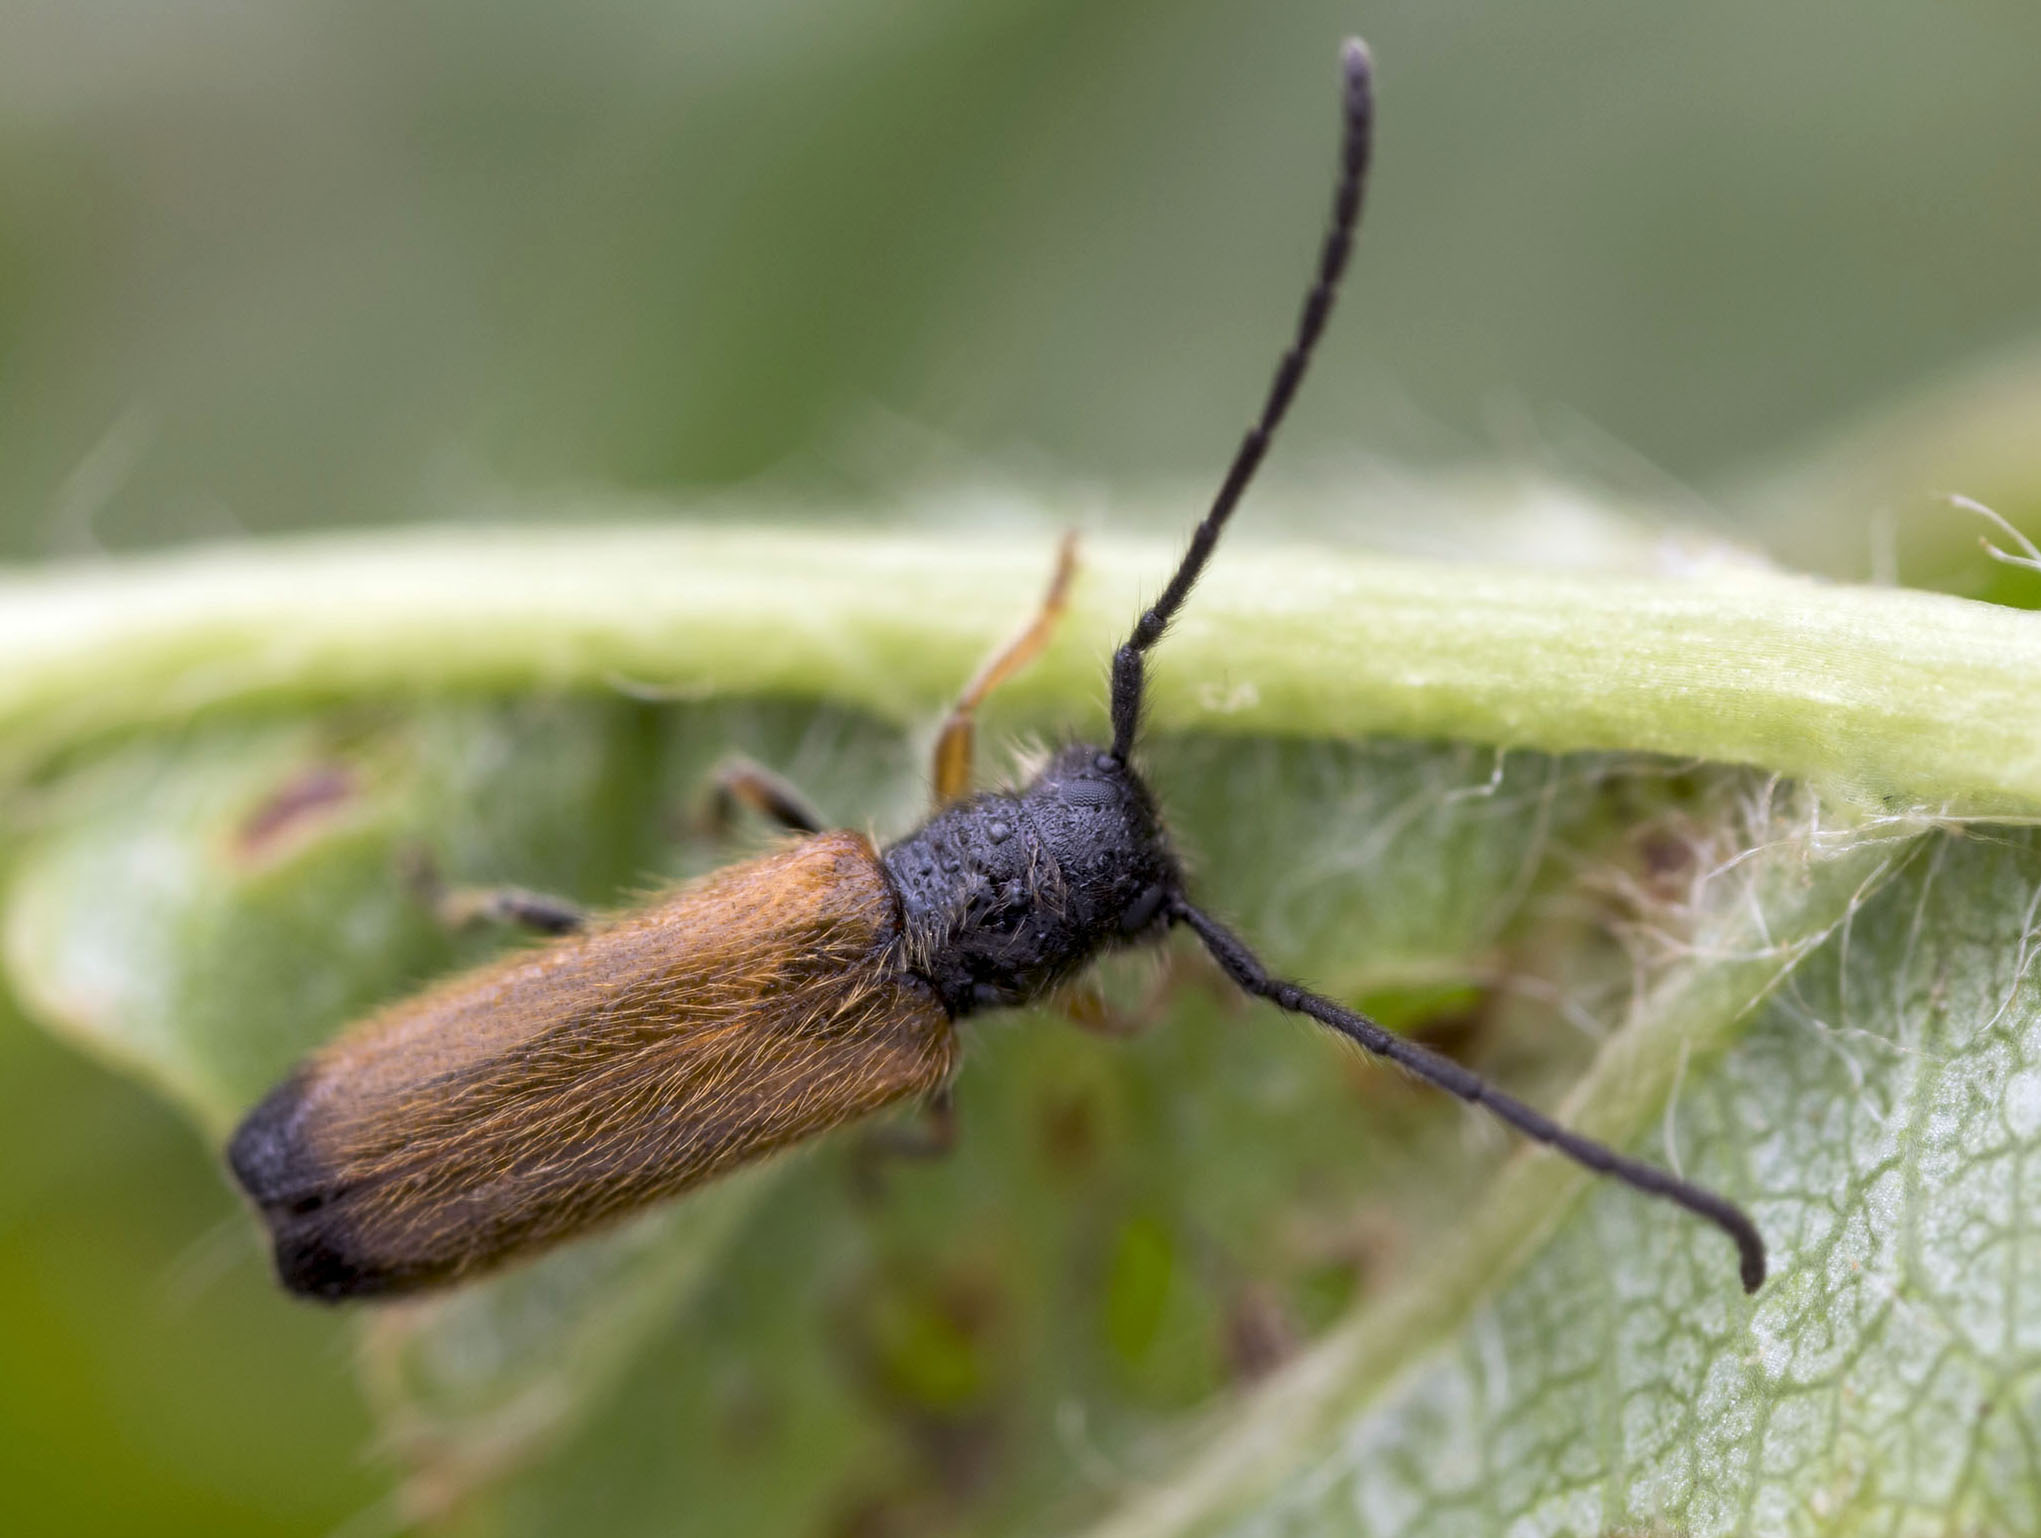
top-left (1169, 896), bottom-right (1768, 1293)
top-left (1109, 38), bottom-right (1373, 761)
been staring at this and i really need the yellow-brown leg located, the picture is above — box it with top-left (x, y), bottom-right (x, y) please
top-left (703, 754), bottom-right (828, 836)
top-left (1057, 983), bottom-right (1151, 1039)
top-left (401, 847), bottom-right (588, 936)
top-left (850, 1086), bottom-right (958, 1201)
top-left (930, 531), bottom-right (1079, 807)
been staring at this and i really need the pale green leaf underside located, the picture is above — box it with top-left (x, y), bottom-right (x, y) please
top-left (1104, 823), bottom-right (2041, 1538)
top-left (1090, 809), bottom-right (1925, 1538)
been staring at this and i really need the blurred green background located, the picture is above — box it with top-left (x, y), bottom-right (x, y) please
top-left (3, 0), bottom-right (2038, 556)
top-left (3, 1), bottom-right (2039, 1534)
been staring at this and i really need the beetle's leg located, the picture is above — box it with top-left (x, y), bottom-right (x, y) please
top-left (1056, 947), bottom-right (1219, 1037)
top-left (400, 847), bottom-right (588, 936)
top-left (930, 532), bottom-right (1078, 807)
top-left (875, 1084), bottom-right (958, 1159)
top-left (1058, 982), bottom-right (1153, 1038)
top-left (851, 1086), bottom-right (957, 1199)
top-left (702, 754), bottom-right (829, 836)
top-left (444, 887), bottom-right (587, 936)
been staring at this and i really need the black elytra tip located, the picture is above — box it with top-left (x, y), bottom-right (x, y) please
top-left (225, 1073), bottom-right (310, 1208)
top-left (271, 1223), bottom-right (382, 1302)
top-left (227, 1072), bottom-right (396, 1301)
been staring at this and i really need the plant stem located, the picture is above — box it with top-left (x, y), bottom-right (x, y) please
top-left (4, 525), bottom-right (2038, 812)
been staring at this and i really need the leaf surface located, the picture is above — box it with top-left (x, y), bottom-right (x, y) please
top-left (4, 523), bottom-right (2040, 1536)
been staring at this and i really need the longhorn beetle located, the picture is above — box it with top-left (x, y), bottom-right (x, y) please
top-left (229, 40), bottom-right (1767, 1301)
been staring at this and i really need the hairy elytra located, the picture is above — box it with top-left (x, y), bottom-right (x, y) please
top-left (230, 41), bottom-right (1768, 1303)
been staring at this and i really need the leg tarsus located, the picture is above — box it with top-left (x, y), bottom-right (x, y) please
top-left (441, 887), bottom-right (588, 936)
top-left (401, 846), bottom-right (589, 936)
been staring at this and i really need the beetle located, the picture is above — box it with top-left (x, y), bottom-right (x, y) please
top-left (228, 39), bottom-right (1766, 1302)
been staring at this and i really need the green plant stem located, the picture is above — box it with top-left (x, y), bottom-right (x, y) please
top-left (4, 525), bottom-right (2039, 811)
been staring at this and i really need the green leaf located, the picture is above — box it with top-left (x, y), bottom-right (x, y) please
top-left (5, 519), bottom-right (2041, 1536)
top-left (1092, 819), bottom-right (2041, 1538)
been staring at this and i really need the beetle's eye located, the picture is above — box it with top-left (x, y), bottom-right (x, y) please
top-left (1119, 884), bottom-right (1166, 933)
top-left (1061, 779), bottom-right (1118, 809)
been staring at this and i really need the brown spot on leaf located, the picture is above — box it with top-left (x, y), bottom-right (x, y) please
top-left (233, 763), bottom-right (357, 863)
top-left (1223, 1281), bottom-right (1297, 1382)
top-left (1037, 1088), bottom-right (1099, 1178)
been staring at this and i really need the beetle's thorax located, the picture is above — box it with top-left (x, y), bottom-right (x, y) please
top-left (881, 745), bottom-right (1180, 1018)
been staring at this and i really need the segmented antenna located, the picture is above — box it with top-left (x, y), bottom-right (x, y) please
top-left (1108, 38), bottom-right (1373, 760)
top-left (1119, 40), bottom-right (1769, 1293)
top-left (1171, 897), bottom-right (1767, 1292)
